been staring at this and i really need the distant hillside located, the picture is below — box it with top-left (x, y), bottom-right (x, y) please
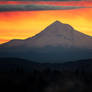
top-left (0, 57), bottom-right (92, 72)
top-left (0, 58), bottom-right (40, 72)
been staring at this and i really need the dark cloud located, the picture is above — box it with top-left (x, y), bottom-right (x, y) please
top-left (0, 4), bottom-right (84, 11)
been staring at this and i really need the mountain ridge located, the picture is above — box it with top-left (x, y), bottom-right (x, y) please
top-left (1, 21), bottom-right (92, 48)
top-left (0, 21), bottom-right (92, 63)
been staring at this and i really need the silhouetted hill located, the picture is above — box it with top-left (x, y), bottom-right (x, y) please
top-left (0, 58), bottom-right (40, 72)
top-left (0, 57), bottom-right (92, 72)
top-left (0, 58), bottom-right (92, 92)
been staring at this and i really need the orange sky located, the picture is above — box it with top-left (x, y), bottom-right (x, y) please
top-left (0, 1), bottom-right (92, 44)
top-left (0, 8), bottom-right (92, 44)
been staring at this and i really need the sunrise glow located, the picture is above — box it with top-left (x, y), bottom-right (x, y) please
top-left (0, 1), bottom-right (92, 44)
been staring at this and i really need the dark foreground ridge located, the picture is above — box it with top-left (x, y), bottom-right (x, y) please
top-left (0, 58), bottom-right (92, 92)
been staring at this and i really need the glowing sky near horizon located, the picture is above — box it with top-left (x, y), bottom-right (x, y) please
top-left (0, 1), bottom-right (92, 44)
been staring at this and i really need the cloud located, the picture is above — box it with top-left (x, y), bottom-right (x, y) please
top-left (0, 4), bottom-right (85, 11)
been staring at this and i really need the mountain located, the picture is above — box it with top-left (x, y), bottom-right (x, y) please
top-left (0, 21), bottom-right (92, 63)
top-left (25, 21), bottom-right (92, 48)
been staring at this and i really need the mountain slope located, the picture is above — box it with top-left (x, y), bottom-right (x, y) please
top-left (25, 21), bottom-right (92, 48)
top-left (0, 21), bottom-right (92, 63)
